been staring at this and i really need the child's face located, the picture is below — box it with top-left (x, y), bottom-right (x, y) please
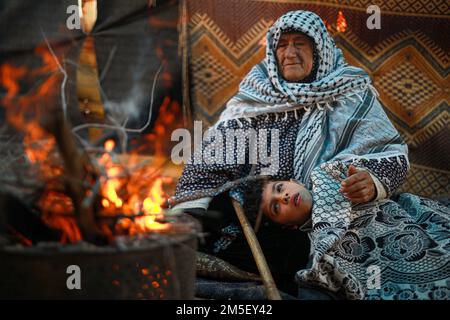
top-left (260, 180), bottom-right (312, 226)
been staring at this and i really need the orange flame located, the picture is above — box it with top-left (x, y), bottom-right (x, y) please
top-left (336, 11), bottom-right (347, 33)
top-left (1, 45), bottom-right (61, 180)
top-left (0, 43), bottom-right (178, 243)
top-left (98, 139), bottom-right (171, 233)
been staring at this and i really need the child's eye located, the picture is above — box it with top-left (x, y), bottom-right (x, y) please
top-left (273, 203), bottom-right (280, 215)
top-left (276, 183), bottom-right (283, 193)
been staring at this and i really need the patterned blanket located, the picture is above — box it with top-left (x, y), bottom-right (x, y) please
top-left (296, 161), bottom-right (450, 300)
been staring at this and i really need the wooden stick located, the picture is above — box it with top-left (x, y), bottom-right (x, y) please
top-left (231, 198), bottom-right (282, 300)
top-left (179, 0), bottom-right (193, 130)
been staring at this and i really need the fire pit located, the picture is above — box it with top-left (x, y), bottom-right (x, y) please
top-left (0, 108), bottom-right (198, 299)
top-left (0, 10), bottom-right (194, 299)
top-left (0, 215), bottom-right (199, 300)
top-left (0, 131), bottom-right (199, 299)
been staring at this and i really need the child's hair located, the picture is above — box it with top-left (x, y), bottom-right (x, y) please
top-left (241, 177), bottom-right (279, 230)
top-left (241, 179), bottom-right (266, 220)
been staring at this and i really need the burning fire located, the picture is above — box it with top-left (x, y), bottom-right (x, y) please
top-left (322, 11), bottom-right (347, 33)
top-left (0, 44), bottom-right (179, 244)
top-left (336, 11), bottom-right (347, 33)
top-left (1, 46), bottom-right (61, 180)
top-left (33, 136), bottom-right (173, 242)
top-left (33, 137), bottom-right (174, 243)
top-left (98, 139), bottom-right (171, 234)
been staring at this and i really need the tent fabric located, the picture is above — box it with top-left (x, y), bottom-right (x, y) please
top-left (0, 0), bottom-right (182, 141)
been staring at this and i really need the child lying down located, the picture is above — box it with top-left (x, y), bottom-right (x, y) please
top-left (244, 161), bottom-right (449, 300)
top-left (170, 159), bottom-right (449, 299)
top-left (242, 178), bottom-right (313, 230)
top-left (169, 177), bottom-right (314, 296)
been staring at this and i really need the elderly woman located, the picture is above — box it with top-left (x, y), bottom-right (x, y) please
top-left (171, 11), bottom-right (449, 299)
top-left (174, 10), bottom-right (408, 209)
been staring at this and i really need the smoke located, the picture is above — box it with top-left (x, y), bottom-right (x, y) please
top-left (104, 84), bottom-right (147, 126)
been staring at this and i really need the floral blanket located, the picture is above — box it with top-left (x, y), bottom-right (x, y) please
top-left (296, 162), bottom-right (450, 300)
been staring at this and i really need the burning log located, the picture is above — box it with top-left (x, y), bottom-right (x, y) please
top-left (0, 192), bottom-right (60, 245)
top-left (40, 110), bottom-right (109, 244)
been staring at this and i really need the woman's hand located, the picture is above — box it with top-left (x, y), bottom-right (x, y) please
top-left (339, 165), bottom-right (376, 204)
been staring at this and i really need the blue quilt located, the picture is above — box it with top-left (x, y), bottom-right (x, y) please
top-left (296, 161), bottom-right (450, 300)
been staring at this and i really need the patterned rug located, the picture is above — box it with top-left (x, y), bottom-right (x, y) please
top-left (183, 0), bottom-right (449, 197)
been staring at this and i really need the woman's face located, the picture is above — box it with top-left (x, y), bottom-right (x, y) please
top-left (276, 32), bottom-right (314, 82)
top-left (261, 180), bottom-right (313, 225)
